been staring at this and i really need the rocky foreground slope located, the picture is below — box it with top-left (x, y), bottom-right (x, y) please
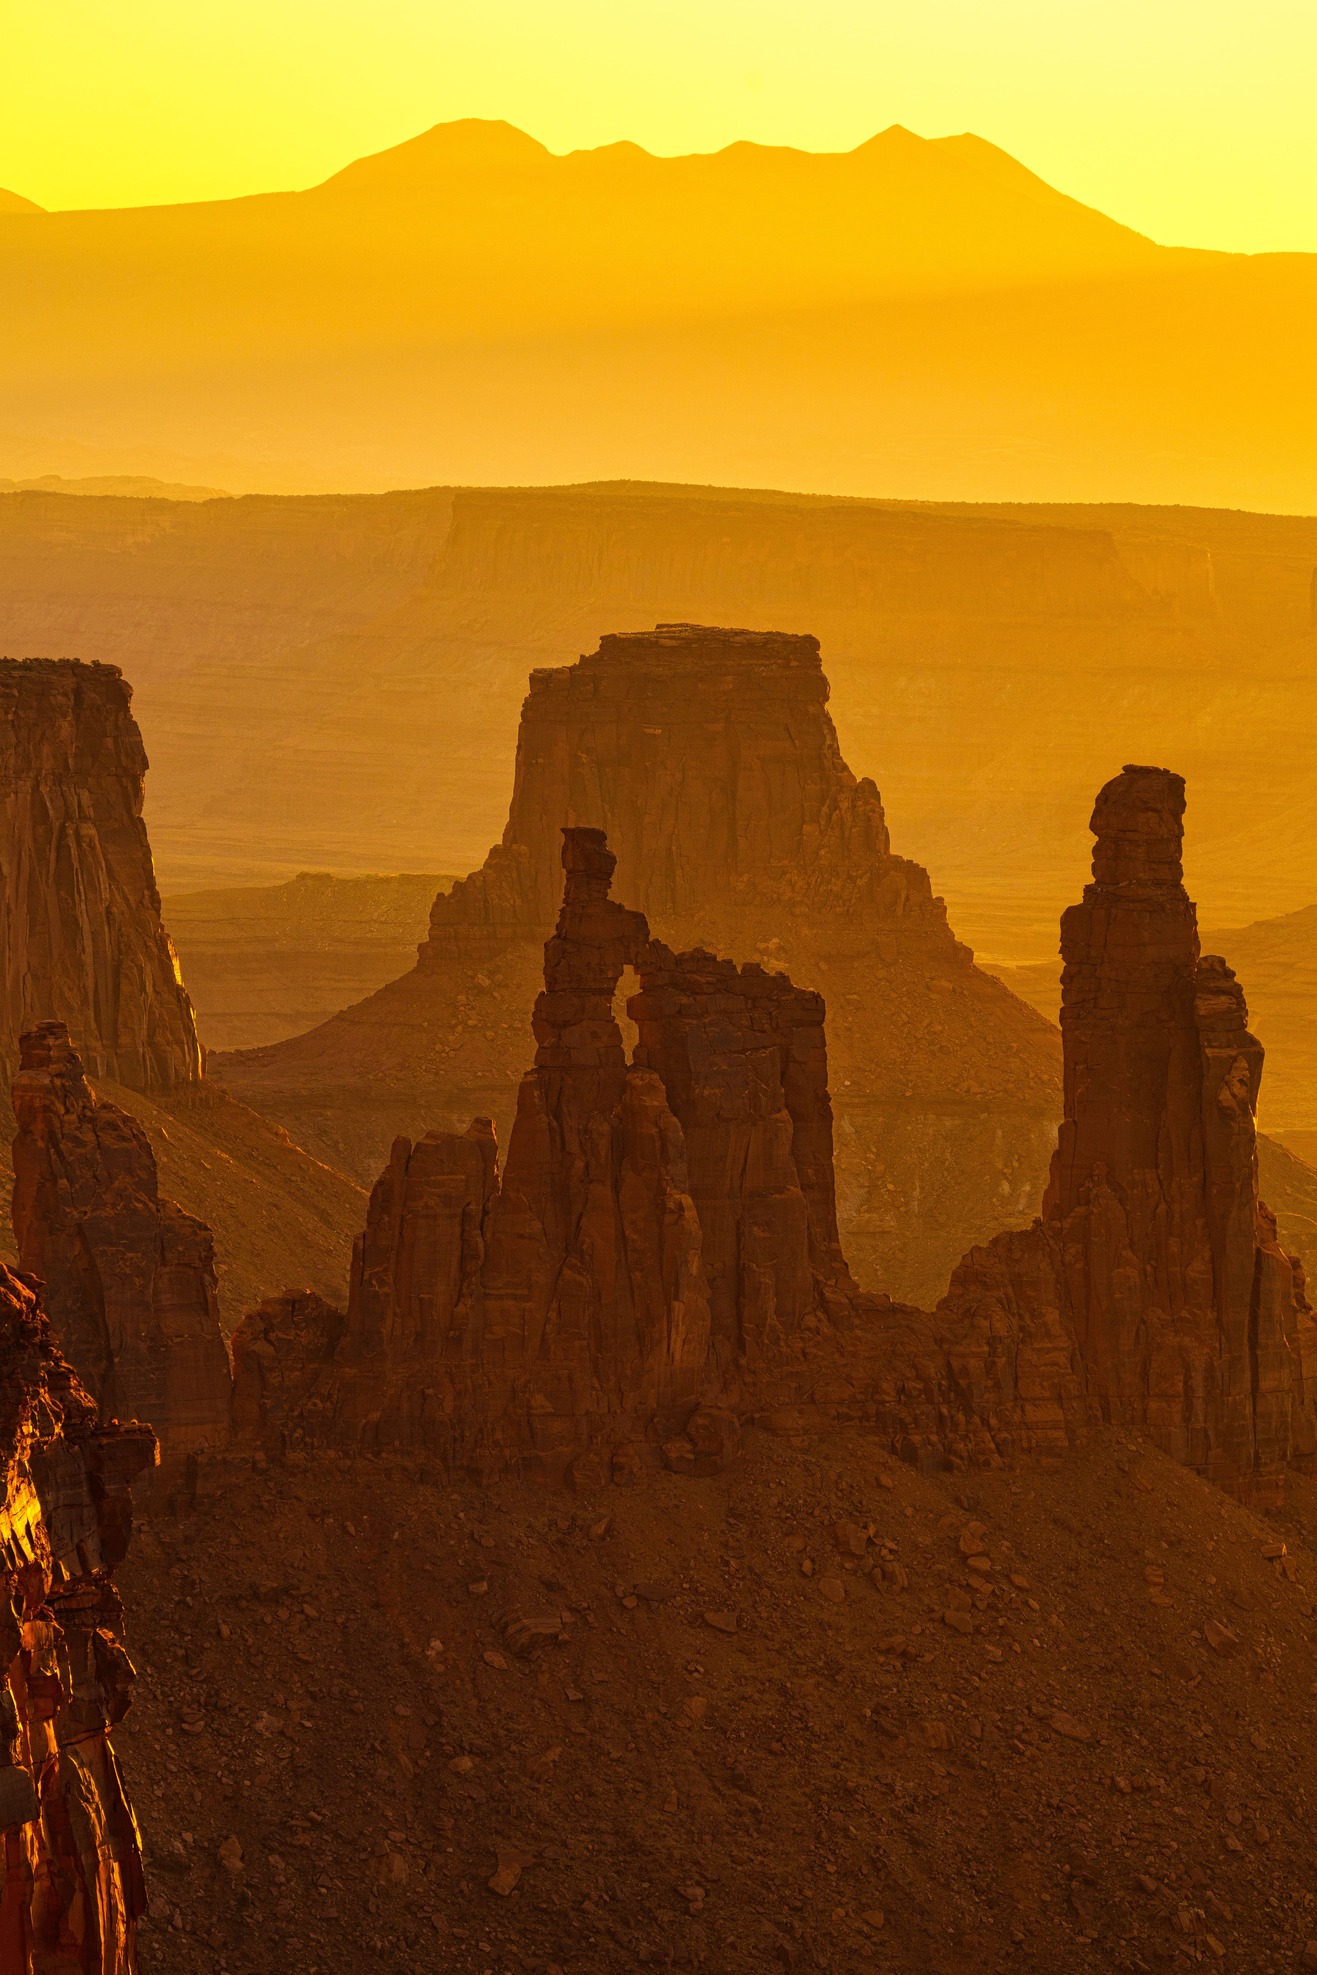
top-left (117, 1426), bottom-right (1317, 1975)
top-left (218, 625), bottom-right (1061, 1306)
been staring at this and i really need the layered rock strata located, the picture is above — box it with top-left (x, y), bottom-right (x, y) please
top-left (219, 626), bottom-right (1060, 1306)
top-left (0, 659), bottom-right (202, 1094)
top-left (935, 766), bottom-right (1317, 1501)
top-left (0, 1259), bottom-right (155, 1971)
top-left (11, 1023), bottom-right (231, 1476)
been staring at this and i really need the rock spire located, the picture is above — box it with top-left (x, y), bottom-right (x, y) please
top-left (937, 765), bottom-right (1317, 1501)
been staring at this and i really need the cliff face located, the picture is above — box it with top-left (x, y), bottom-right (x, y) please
top-left (0, 1258), bottom-right (155, 1971)
top-left (430, 490), bottom-right (1160, 632)
top-left (937, 766), bottom-right (1317, 1502)
top-left (11, 1022), bottom-right (231, 1475)
top-left (0, 659), bottom-right (202, 1094)
top-left (221, 625), bottom-right (1060, 1306)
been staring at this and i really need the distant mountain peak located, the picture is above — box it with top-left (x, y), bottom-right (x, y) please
top-left (0, 187), bottom-right (42, 216)
top-left (315, 118), bottom-right (551, 193)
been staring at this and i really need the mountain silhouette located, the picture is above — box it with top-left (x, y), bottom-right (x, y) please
top-left (0, 119), bottom-right (1312, 504)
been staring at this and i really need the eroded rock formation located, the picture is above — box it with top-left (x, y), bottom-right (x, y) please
top-left (11, 1023), bottom-right (231, 1476)
top-left (235, 783), bottom-right (1317, 1505)
top-left (219, 625), bottom-right (1060, 1306)
top-left (935, 766), bottom-right (1317, 1501)
top-left (0, 659), bottom-right (202, 1094)
top-left (0, 1259), bottom-right (155, 1970)
top-left (233, 828), bottom-right (937, 1478)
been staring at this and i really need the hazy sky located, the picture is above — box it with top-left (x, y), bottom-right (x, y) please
top-left (4, 0), bottom-right (1314, 252)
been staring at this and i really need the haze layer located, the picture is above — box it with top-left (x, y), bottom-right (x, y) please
top-left (3, 120), bottom-right (1315, 505)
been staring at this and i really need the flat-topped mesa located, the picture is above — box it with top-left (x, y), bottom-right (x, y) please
top-left (0, 1260), bottom-right (156, 1971)
top-left (421, 624), bottom-right (956, 964)
top-left (11, 1021), bottom-right (232, 1477)
top-left (0, 658), bottom-right (202, 1093)
top-left (938, 764), bottom-right (1317, 1502)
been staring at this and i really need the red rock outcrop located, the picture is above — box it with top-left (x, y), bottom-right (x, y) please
top-left (0, 659), bottom-right (202, 1094)
top-left (232, 779), bottom-right (1317, 1503)
top-left (11, 1023), bottom-right (231, 1477)
top-left (219, 625), bottom-right (1060, 1307)
top-left (935, 766), bottom-right (1317, 1500)
top-left (0, 1258), bottom-right (155, 1971)
top-left (234, 830), bottom-right (928, 1476)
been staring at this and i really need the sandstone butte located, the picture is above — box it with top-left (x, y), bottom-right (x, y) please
top-left (0, 1257), bottom-right (155, 1971)
top-left (217, 624), bottom-right (1062, 1307)
top-left (0, 658), bottom-right (202, 1096)
top-left (234, 778), bottom-right (1317, 1506)
top-left (10, 1022), bottom-right (232, 1482)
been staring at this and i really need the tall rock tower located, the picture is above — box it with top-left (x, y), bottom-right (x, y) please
top-left (0, 658), bottom-right (202, 1092)
top-left (937, 764), bottom-right (1317, 1501)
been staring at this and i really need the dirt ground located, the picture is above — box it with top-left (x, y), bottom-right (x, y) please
top-left (115, 1427), bottom-right (1317, 1975)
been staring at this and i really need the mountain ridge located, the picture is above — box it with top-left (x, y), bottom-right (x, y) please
top-left (0, 123), bottom-right (1313, 512)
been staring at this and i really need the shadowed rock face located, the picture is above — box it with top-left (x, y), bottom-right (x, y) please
top-left (0, 659), bottom-right (202, 1094)
top-left (0, 1258), bottom-right (155, 1972)
top-left (11, 1022), bottom-right (231, 1475)
top-left (937, 765), bottom-right (1317, 1502)
top-left (219, 625), bottom-right (1060, 1307)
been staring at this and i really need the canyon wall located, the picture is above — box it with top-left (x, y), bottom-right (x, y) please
top-left (4, 485), bottom-right (1317, 952)
top-left (11, 1022), bottom-right (231, 1474)
top-left (220, 624), bottom-right (1060, 1307)
top-left (0, 659), bottom-right (202, 1094)
top-left (0, 1258), bottom-right (155, 1970)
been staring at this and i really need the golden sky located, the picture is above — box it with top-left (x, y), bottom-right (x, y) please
top-left (4, 0), bottom-right (1314, 252)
